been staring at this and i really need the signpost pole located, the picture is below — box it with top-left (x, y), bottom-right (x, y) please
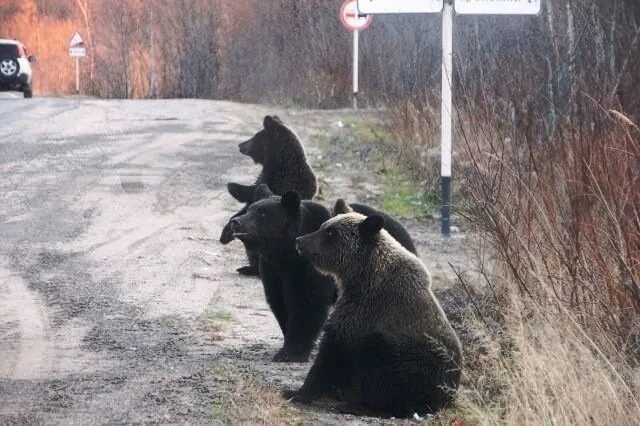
top-left (341, 0), bottom-right (370, 109)
top-left (440, 0), bottom-right (453, 237)
top-left (353, 29), bottom-right (359, 110)
top-left (356, 0), bottom-right (540, 237)
top-left (76, 57), bottom-right (80, 94)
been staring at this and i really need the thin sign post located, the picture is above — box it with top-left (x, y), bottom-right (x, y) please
top-left (340, 0), bottom-right (372, 110)
top-left (76, 57), bottom-right (79, 93)
top-left (353, 30), bottom-right (359, 109)
top-left (441, 1), bottom-right (453, 236)
top-left (69, 32), bottom-right (86, 94)
top-left (358, 0), bottom-right (540, 236)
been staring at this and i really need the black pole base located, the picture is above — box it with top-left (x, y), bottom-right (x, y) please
top-left (441, 176), bottom-right (451, 237)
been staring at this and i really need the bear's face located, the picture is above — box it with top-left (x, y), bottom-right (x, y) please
top-left (229, 188), bottom-right (301, 251)
top-left (238, 115), bottom-right (285, 164)
top-left (238, 128), bottom-right (268, 164)
top-left (296, 213), bottom-right (384, 277)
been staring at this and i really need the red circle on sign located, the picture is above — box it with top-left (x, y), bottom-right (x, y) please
top-left (340, 0), bottom-right (372, 31)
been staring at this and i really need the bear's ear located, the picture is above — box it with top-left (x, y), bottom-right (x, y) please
top-left (227, 182), bottom-right (257, 203)
top-left (254, 183), bottom-right (274, 201)
top-left (281, 191), bottom-right (301, 216)
top-left (333, 199), bottom-right (353, 215)
top-left (263, 115), bottom-right (284, 131)
top-left (359, 215), bottom-right (384, 239)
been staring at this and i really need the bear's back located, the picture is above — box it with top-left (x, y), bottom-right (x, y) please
top-left (259, 128), bottom-right (317, 200)
top-left (299, 200), bottom-right (331, 234)
top-left (349, 203), bottom-right (417, 254)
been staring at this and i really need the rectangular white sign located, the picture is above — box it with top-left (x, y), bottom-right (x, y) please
top-left (69, 47), bottom-right (86, 57)
top-left (357, 0), bottom-right (443, 14)
top-left (455, 0), bottom-right (541, 15)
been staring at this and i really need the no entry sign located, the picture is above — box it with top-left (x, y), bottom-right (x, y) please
top-left (340, 0), bottom-right (372, 31)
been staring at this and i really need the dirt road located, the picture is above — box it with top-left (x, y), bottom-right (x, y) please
top-left (0, 96), bottom-right (469, 424)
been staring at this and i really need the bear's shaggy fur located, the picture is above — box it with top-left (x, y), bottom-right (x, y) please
top-left (229, 185), bottom-right (335, 362)
top-left (288, 212), bottom-right (462, 417)
top-left (220, 115), bottom-right (318, 276)
top-left (332, 199), bottom-right (417, 254)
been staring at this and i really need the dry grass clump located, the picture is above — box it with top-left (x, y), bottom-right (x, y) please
top-left (458, 104), bottom-right (640, 424)
top-left (212, 376), bottom-right (300, 425)
top-left (452, 285), bottom-right (640, 425)
top-left (385, 98), bottom-right (440, 182)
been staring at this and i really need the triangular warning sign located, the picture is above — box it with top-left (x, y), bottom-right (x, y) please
top-left (70, 32), bottom-right (84, 47)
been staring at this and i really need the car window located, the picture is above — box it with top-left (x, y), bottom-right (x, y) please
top-left (0, 44), bottom-right (19, 58)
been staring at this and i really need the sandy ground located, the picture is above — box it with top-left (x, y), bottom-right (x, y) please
top-left (0, 95), bottom-right (471, 424)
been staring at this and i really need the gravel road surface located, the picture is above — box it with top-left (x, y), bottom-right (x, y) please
top-left (0, 96), bottom-right (469, 425)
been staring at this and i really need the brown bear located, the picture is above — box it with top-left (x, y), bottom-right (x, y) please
top-left (220, 115), bottom-right (318, 276)
top-left (287, 211), bottom-right (463, 417)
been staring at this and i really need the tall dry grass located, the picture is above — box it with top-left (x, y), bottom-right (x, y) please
top-left (455, 287), bottom-right (640, 425)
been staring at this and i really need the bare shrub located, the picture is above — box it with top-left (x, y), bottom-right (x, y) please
top-left (459, 100), bottom-right (640, 343)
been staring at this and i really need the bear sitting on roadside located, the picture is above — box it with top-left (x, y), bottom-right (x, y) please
top-left (332, 199), bottom-right (417, 254)
top-left (229, 185), bottom-right (335, 362)
top-left (287, 212), bottom-right (463, 417)
top-left (220, 115), bottom-right (318, 276)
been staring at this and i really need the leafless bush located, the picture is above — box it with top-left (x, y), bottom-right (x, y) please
top-left (457, 94), bottom-right (640, 345)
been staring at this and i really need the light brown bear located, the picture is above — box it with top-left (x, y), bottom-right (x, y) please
top-left (286, 207), bottom-right (463, 417)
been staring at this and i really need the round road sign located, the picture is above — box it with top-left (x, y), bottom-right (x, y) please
top-left (340, 0), bottom-right (372, 31)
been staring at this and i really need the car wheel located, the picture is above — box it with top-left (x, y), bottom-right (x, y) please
top-left (0, 58), bottom-right (19, 78)
top-left (23, 85), bottom-right (33, 98)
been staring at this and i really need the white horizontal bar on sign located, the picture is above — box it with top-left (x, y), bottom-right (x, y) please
top-left (69, 47), bottom-right (86, 57)
top-left (455, 0), bottom-right (541, 15)
top-left (357, 0), bottom-right (443, 14)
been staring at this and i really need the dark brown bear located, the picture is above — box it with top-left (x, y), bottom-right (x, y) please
top-left (220, 115), bottom-right (317, 276)
top-left (287, 212), bottom-right (463, 417)
top-left (229, 185), bottom-right (335, 362)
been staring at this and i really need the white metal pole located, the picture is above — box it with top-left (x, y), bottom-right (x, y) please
top-left (441, 0), bottom-right (453, 236)
top-left (353, 29), bottom-right (359, 110)
top-left (76, 57), bottom-right (80, 94)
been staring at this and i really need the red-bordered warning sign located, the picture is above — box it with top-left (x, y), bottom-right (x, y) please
top-left (340, 0), bottom-right (372, 31)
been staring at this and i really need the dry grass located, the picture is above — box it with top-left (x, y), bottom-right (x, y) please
top-left (212, 376), bottom-right (301, 425)
top-left (451, 284), bottom-right (640, 426)
top-left (385, 98), bottom-right (441, 186)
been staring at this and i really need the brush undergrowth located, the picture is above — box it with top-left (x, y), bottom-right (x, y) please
top-left (384, 94), bottom-right (640, 424)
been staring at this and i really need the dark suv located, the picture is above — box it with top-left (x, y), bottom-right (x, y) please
top-left (0, 39), bottom-right (36, 98)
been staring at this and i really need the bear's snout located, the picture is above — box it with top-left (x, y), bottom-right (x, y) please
top-left (296, 234), bottom-right (319, 258)
top-left (238, 140), bottom-right (251, 155)
top-left (230, 217), bottom-right (242, 232)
